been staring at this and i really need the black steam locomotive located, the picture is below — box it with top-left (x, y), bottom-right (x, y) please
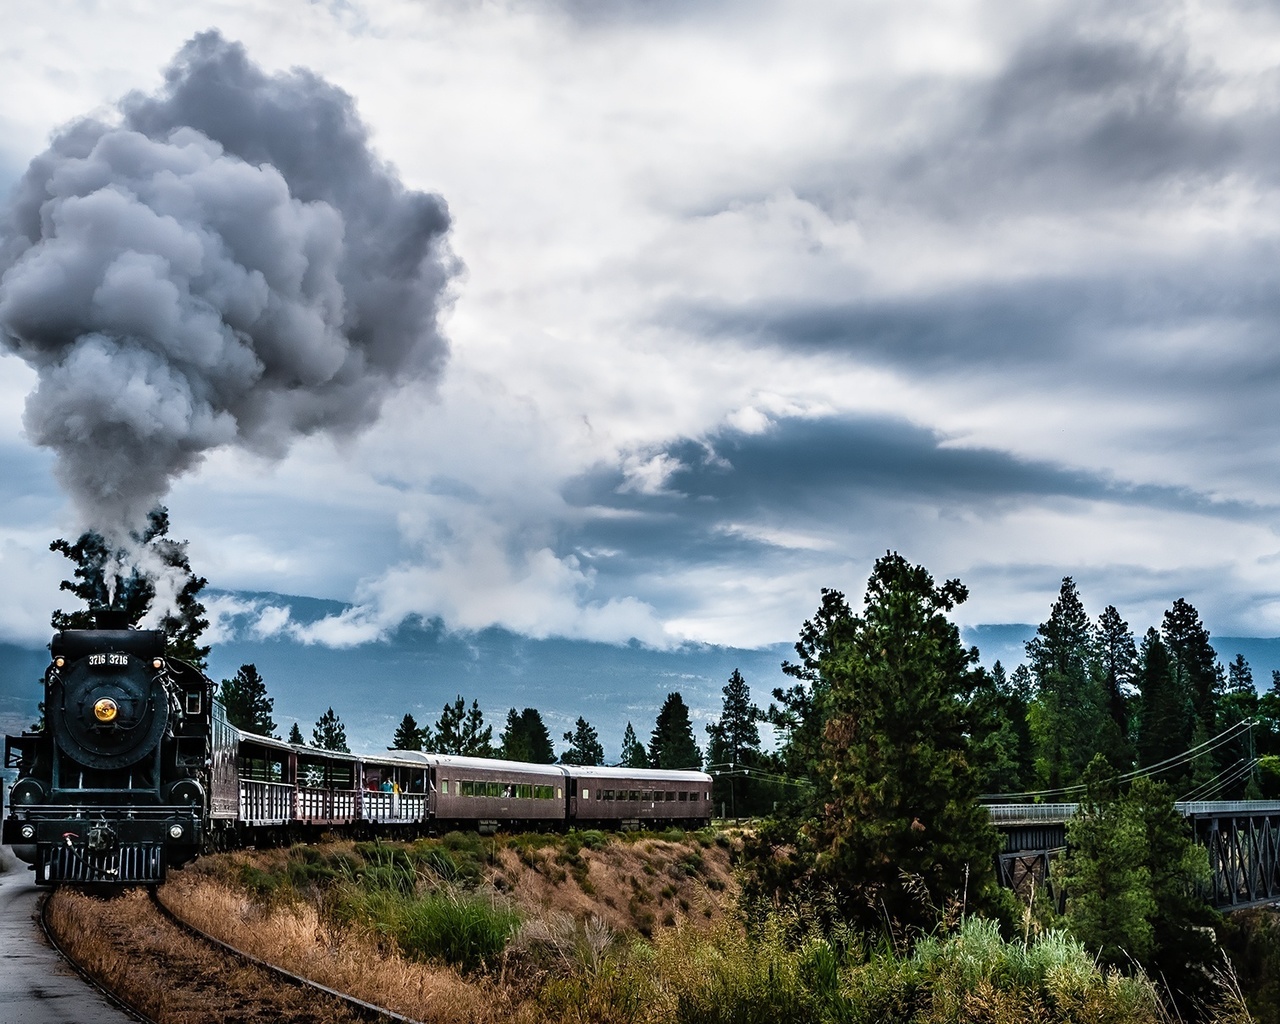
top-left (3, 621), bottom-right (713, 886)
top-left (3, 618), bottom-right (216, 884)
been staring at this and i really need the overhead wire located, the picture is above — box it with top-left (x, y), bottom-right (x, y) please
top-left (981, 718), bottom-right (1257, 802)
top-left (1177, 757), bottom-right (1259, 803)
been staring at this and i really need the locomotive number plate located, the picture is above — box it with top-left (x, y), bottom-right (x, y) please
top-left (88, 653), bottom-right (129, 666)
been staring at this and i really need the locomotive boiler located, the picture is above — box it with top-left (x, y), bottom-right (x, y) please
top-left (2, 617), bottom-right (218, 884)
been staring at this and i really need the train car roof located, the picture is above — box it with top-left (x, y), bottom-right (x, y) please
top-left (292, 744), bottom-right (360, 763)
top-left (234, 728), bottom-right (296, 753)
top-left (565, 764), bottom-right (713, 784)
top-left (365, 750), bottom-right (433, 768)
top-left (430, 753), bottom-right (568, 777)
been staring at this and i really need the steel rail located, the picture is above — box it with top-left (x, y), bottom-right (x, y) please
top-left (149, 888), bottom-right (425, 1024)
top-left (37, 891), bottom-right (156, 1024)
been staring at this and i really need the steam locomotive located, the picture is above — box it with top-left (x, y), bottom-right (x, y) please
top-left (2, 623), bottom-right (712, 885)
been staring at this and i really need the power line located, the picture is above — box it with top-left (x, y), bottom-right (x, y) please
top-left (981, 718), bottom-right (1256, 802)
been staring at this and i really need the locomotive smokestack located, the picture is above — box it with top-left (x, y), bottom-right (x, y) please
top-left (0, 31), bottom-right (456, 543)
top-left (91, 609), bottom-right (134, 631)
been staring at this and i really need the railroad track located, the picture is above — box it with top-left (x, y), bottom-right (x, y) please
top-left (38, 885), bottom-right (423, 1024)
top-left (148, 889), bottom-right (423, 1024)
top-left (39, 891), bottom-right (151, 1023)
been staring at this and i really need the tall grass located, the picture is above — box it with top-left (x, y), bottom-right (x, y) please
top-left (327, 881), bottom-right (521, 972)
top-left (304, 841), bottom-right (523, 972)
top-left (533, 915), bottom-right (1253, 1024)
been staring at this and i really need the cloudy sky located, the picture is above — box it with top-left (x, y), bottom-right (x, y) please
top-left (3, 0), bottom-right (1280, 666)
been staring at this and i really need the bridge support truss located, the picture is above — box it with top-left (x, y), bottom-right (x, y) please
top-left (995, 822), bottom-right (1067, 912)
top-left (1187, 808), bottom-right (1280, 910)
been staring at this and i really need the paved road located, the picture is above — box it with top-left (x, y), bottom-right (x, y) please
top-left (0, 848), bottom-right (138, 1024)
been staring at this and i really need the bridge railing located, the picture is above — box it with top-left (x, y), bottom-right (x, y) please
top-left (984, 803), bottom-right (1078, 823)
top-left (986, 800), bottom-right (1280, 824)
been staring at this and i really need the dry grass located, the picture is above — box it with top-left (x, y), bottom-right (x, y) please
top-left (45, 887), bottom-right (366, 1023)
top-left (161, 873), bottom-right (517, 1024)
top-left (496, 837), bottom-right (734, 937)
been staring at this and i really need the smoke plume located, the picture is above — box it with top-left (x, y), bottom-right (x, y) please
top-left (0, 31), bottom-right (455, 540)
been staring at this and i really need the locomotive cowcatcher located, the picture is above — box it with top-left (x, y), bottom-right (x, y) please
top-left (3, 613), bottom-right (220, 884)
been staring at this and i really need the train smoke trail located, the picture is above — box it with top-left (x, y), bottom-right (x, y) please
top-left (0, 31), bottom-right (456, 548)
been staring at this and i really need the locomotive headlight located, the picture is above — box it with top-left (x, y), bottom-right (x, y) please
top-left (10, 778), bottom-right (46, 805)
top-left (20, 824), bottom-right (35, 840)
top-left (152, 657), bottom-right (164, 670)
top-left (53, 656), bottom-right (65, 669)
top-left (93, 697), bottom-right (119, 722)
top-left (168, 824), bottom-right (185, 840)
top-left (166, 779), bottom-right (205, 807)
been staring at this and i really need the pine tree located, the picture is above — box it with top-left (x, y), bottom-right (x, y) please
top-left (1061, 755), bottom-right (1156, 968)
top-left (50, 507), bottom-right (210, 669)
top-left (619, 723), bottom-right (648, 768)
top-left (219, 664), bottom-right (276, 736)
top-left (1026, 577), bottom-right (1106, 788)
top-left (561, 717), bottom-right (605, 766)
top-left (288, 722), bottom-right (304, 745)
top-left (1259, 671), bottom-right (1280, 758)
top-left (648, 692), bottom-right (702, 769)
top-left (499, 708), bottom-right (555, 763)
top-left (1061, 761), bottom-right (1217, 999)
top-left (1097, 605), bottom-right (1138, 760)
top-left (391, 713), bottom-right (424, 750)
top-left (433, 696), bottom-right (495, 757)
top-left (770, 554), bottom-right (999, 931)
top-left (1220, 655), bottom-right (1260, 798)
top-left (966, 660), bottom-right (1035, 795)
top-left (767, 589), bottom-right (855, 780)
top-left (1137, 627), bottom-right (1192, 776)
top-left (1128, 776), bottom-right (1219, 1002)
top-left (705, 669), bottom-right (763, 816)
top-left (1161, 598), bottom-right (1222, 735)
top-left (312, 707), bottom-right (349, 752)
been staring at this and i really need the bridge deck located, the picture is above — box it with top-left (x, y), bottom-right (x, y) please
top-left (985, 800), bottom-right (1280, 824)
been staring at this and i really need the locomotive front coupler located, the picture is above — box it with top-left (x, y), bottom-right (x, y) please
top-left (87, 817), bottom-right (117, 851)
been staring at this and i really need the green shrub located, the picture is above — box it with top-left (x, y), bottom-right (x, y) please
top-left (325, 881), bottom-right (520, 973)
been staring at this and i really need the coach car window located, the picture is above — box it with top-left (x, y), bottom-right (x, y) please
top-left (679, 791), bottom-right (688, 801)
top-left (582, 788), bottom-right (590, 800)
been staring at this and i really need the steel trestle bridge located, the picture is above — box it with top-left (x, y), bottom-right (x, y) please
top-left (987, 800), bottom-right (1280, 911)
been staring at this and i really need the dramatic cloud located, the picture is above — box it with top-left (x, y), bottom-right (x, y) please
top-left (6, 0), bottom-right (1280, 662)
top-left (0, 31), bottom-right (454, 539)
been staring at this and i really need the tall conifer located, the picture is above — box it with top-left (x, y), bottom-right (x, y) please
top-left (648, 693), bottom-right (702, 769)
top-left (1026, 578), bottom-right (1106, 788)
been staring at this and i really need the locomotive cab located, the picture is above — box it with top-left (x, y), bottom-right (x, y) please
top-left (2, 622), bottom-right (216, 885)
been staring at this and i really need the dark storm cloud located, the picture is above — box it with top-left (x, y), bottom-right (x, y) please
top-left (677, 246), bottom-right (1280, 388)
top-left (926, 37), bottom-right (1237, 200)
top-left (0, 31), bottom-right (455, 537)
top-left (563, 414), bottom-right (1259, 573)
